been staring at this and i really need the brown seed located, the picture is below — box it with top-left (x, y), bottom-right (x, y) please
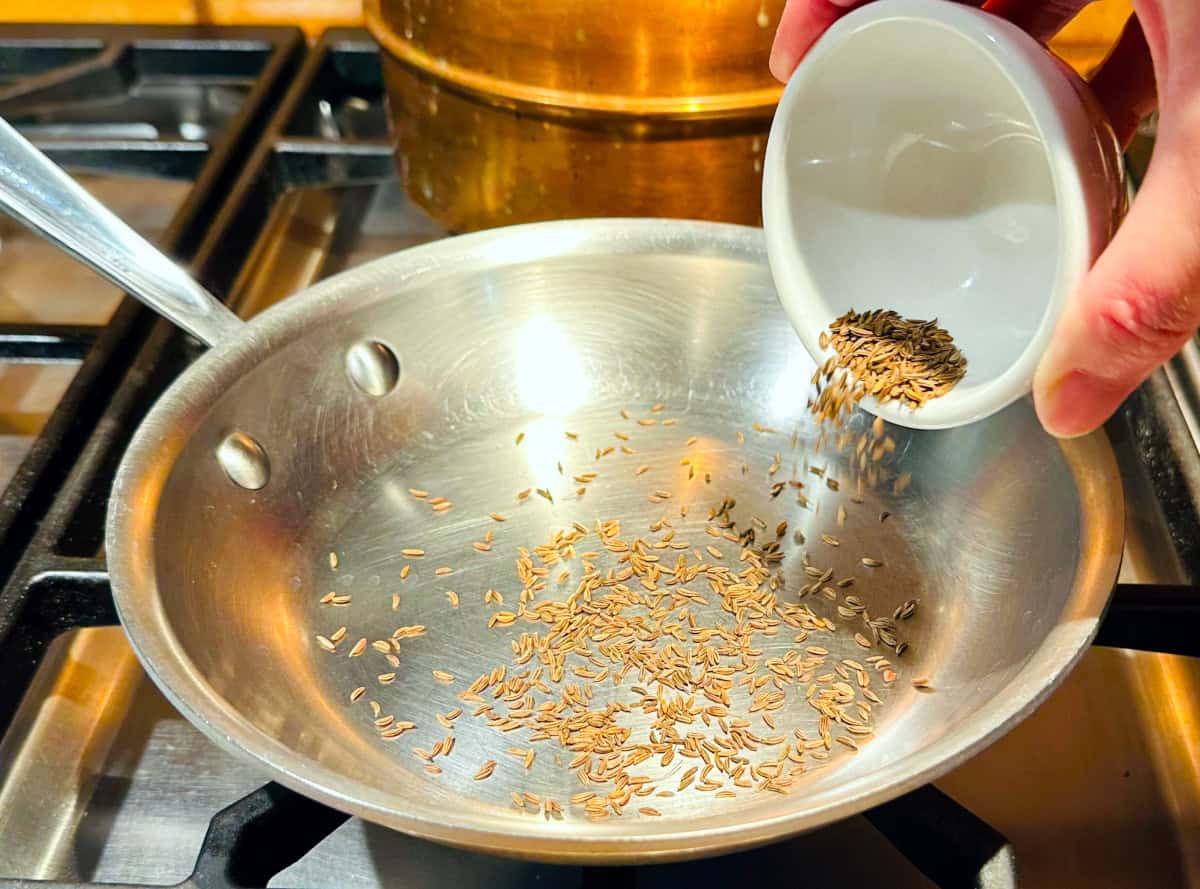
top-left (475, 761), bottom-right (497, 780)
top-left (515, 432), bottom-right (525, 445)
top-left (490, 512), bottom-right (507, 522)
top-left (401, 548), bottom-right (425, 558)
top-left (409, 488), bottom-right (428, 499)
top-left (432, 670), bottom-right (455, 683)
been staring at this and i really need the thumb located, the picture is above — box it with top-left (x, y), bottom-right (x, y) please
top-left (1033, 123), bottom-right (1200, 437)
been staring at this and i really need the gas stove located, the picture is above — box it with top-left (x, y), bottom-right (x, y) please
top-left (0, 26), bottom-right (1196, 889)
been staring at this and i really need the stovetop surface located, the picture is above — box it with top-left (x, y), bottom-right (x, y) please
top-left (0, 24), bottom-right (1196, 889)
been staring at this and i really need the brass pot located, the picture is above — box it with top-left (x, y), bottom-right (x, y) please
top-left (364, 0), bottom-right (784, 231)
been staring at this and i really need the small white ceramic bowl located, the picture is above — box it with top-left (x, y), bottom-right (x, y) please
top-left (762, 0), bottom-right (1124, 429)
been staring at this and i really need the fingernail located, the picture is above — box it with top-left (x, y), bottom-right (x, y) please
top-left (1035, 370), bottom-right (1126, 439)
top-left (769, 41), bottom-right (797, 83)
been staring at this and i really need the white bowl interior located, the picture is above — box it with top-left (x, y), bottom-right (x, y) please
top-left (769, 14), bottom-right (1060, 414)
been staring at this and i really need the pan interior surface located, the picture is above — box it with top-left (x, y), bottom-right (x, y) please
top-left (112, 220), bottom-right (1120, 860)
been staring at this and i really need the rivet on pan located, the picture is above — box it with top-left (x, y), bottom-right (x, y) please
top-left (216, 430), bottom-right (270, 490)
top-left (346, 340), bottom-right (401, 397)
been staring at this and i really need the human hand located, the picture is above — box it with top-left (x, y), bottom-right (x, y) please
top-left (770, 0), bottom-right (1197, 437)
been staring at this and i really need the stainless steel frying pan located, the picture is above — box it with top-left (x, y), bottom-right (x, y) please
top-left (0, 119), bottom-right (1122, 862)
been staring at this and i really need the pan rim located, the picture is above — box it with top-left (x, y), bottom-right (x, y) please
top-left (106, 217), bottom-right (1123, 862)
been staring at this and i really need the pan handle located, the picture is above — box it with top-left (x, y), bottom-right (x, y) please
top-left (0, 116), bottom-right (243, 347)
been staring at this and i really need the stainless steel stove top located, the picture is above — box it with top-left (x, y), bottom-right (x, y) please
top-left (0, 26), bottom-right (1196, 889)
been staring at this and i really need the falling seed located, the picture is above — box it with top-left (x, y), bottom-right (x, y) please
top-left (517, 488), bottom-right (531, 501)
top-left (409, 488), bottom-right (428, 499)
top-left (515, 432), bottom-right (525, 445)
top-left (635, 465), bottom-right (649, 476)
top-left (565, 431), bottom-right (579, 440)
top-left (329, 551), bottom-right (339, 569)
top-left (400, 565), bottom-right (411, 579)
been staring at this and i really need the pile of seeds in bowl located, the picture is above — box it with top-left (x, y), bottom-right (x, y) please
top-left (811, 309), bottom-right (967, 426)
